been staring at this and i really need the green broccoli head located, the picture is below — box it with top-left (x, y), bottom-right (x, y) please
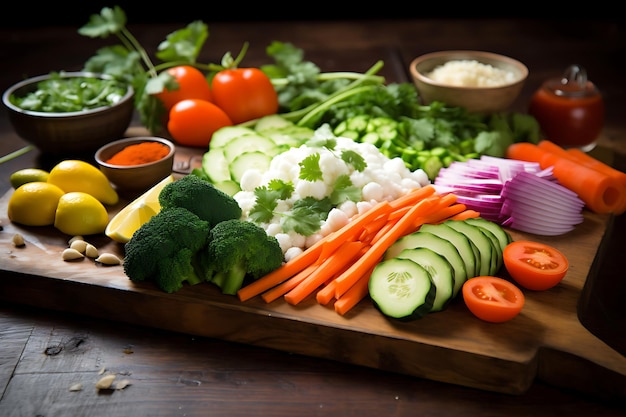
top-left (203, 219), bottom-right (284, 295)
top-left (158, 174), bottom-right (242, 227)
top-left (123, 207), bottom-right (211, 293)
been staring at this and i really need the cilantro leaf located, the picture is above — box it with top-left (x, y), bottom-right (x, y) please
top-left (280, 197), bottom-right (333, 236)
top-left (330, 174), bottom-right (361, 205)
top-left (341, 150), bottom-right (366, 172)
top-left (298, 153), bottom-right (323, 182)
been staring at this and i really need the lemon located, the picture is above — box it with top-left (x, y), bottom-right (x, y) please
top-left (9, 168), bottom-right (50, 189)
top-left (105, 174), bottom-right (175, 243)
top-left (47, 160), bottom-right (119, 205)
top-left (54, 192), bottom-right (110, 236)
top-left (7, 182), bottom-right (65, 226)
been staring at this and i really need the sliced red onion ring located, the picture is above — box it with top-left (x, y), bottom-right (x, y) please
top-left (433, 155), bottom-right (585, 236)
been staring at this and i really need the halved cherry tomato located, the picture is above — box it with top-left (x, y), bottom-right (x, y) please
top-left (167, 99), bottom-right (233, 148)
top-left (155, 66), bottom-right (213, 111)
top-left (462, 276), bottom-right (525, 323)
top-left (503, 240), bottom-right (569, 291)
top-left (211, 68), bottom-right (279, 124)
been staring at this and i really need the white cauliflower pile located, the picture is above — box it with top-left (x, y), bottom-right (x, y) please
top-left (234, 124), bottom-right (430, 261)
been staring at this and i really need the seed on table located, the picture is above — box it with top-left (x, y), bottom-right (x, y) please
top-left (12, 233), bottom-right (25, 247)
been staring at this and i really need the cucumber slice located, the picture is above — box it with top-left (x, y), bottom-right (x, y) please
top-left (230, 151), bottom-right (272, 183)
top-left (444, 220), bottom-right (498, 276)
top-left (464, 217), bottom-right (512, 253)
top-left (223, 134), bottom-right (278, 163)
top-left (396, 247), bottom-right (454, 312)
top-left (384, 231), bottom-right (466, 297)
top-left (262, 126), bottom-right (313, 148)
top-left (211, 180), bottom-right (241, 197)
top-left (254, 114), bottom-right (294, 132)
top-left (368, 258), bottom-right (435, 321)
top-left (202, 148), bottom-right (231, 183)
top-left (210, 126), bottom-right (257, 149)
top-left (419, 223), bottom-right (477, 278)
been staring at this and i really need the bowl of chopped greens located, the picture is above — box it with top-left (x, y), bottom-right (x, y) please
top-left (2, 71), bottom-right (134, 154)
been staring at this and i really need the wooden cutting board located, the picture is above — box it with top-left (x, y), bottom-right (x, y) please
top-left (0, 189), bottom-right (624, 399)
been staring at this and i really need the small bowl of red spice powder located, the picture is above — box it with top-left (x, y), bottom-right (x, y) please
top-left (95, 137), bottom-right (175, 194)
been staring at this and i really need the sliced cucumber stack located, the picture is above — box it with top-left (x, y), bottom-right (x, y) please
top-left (368, 258), bottom-right (436, 321)
top-left (200, 115), bottom-right (314, 195)
top-left (373, 217), bottom-right (509, 321)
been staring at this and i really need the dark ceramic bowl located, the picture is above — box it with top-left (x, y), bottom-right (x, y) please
top-left (2, 71), bottom-right (135, 154)
top-left (94, 137), bottom-right (175, 194)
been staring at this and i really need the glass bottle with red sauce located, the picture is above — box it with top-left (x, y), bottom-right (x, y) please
top-left (528, 65), bottom-right (604, 151)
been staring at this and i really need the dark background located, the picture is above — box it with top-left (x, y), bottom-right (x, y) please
top-left (3, 2), bottom-right (623, 28)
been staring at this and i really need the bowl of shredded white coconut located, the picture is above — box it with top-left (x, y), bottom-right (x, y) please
top-left (410, 50), bottom-right (528, 114)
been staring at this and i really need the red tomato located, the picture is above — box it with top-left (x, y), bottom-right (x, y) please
top-left (167, 99), bottom-right (233, 148)
top-left (155, 66), bottom-right (213, 111)
top-left (211, 68), bottom-right (279, 124)
top-left (462, 276), bottom-right (525, 323)
top-left (503, 240), bottom-right (569, 291)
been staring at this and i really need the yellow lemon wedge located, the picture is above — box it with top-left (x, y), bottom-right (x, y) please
top-left (7, 181), bottom-right (65, 226)
top-left (105, 174), bottom-right (175, 243)
top-left (9, 168), bottom-right (50, 189)
top-left (47, 160), bottom-right (119, 205)
top-left (54, 191), bottom-right (110, 236)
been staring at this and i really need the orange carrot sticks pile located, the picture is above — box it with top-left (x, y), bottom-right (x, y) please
top-left (237, 185), bottom-right (479, 316)
top-left (506, 140), bottom-right (626, 215)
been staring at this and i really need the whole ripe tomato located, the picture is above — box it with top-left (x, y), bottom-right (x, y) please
top-left (211, 68), bottom-right (279, 124)
top-left (503, 240), bottom-right (569, 291)
top-left (462, 276), bottom-right (525, 323)
top-left (167, 99), bottom-right (233, 148)
top-left (155, 66), bottom-right (213, 111)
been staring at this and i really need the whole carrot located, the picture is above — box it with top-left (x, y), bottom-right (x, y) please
top-left (506, 142), bottom-right (624, 215)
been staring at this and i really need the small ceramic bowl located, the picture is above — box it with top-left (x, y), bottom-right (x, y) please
top-left (410, 50), bottom-right (528, 114)
top-left (95, 137), bottom-right (175, 194)
top-left (2, 71), bottom-right (134, 154)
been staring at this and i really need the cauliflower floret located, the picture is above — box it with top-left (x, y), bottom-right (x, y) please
top-left (305, 233), bottom-right (324, 248)
top-left (319, 151), bottom-right (350, 185)
top-left (284, 246), bottom-right (303, 262)
top-left (274, 233), bottom-right (293, 253)
top-left (239, 169), bottom-right (263, 191)
top-left (324, 208), bottom-right (350, 232)
top-left (361, 181), bottom-right (384, 202)
top-left (295, 180), bottom-right (328, 200)
top-left (338, 200), bottom-right (358, 219)
top-left (411, 168), bottom-right (431, 186)
top-left (233, 190), bottom-right (256, 217)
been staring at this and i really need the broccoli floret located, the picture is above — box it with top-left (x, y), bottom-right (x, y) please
top-left (200, 219), bottom-right (284, 295)
top-left (158, 174), bottom-right (242, 226)
top-left (123, 207), bottom-right (211, 293)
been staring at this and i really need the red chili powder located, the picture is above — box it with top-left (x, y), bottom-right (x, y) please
top-left (106, 142), bottom-right (170, 166)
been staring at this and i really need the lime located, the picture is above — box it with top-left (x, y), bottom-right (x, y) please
top-left (54, 192), bottom-right (110, 236)
top-left (48, 160), bottom-right (119, 205)
top-left (7, 182), bottom-right (65, 226)
top-left (9, 168), bottom-right (50, 189)
top-left (105, 174), bottom-right (175, 243)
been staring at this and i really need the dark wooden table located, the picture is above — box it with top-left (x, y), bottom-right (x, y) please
top-left (1, 16), bottom-right (625, 416)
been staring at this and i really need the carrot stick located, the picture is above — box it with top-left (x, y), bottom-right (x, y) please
top-left (237, 200), bottom-right (391, 302)
top-left (368, 216), bottom-right (401, 245)
top-left (416, 202), bottom-right (467, 227)
top-left (358, 213), bottom-right (390, 242)
top-left (315, 280), bottom-right (337, 306)
top-left (506, 142), bottom-right (624, 214)
top-left (446, 208), bottom-right (481, 221)
top-left (284, 241), bottom-right (364, 305)
top-left (388, 185), bottom-right (436, 210)
top-left (333, 197), bottom-right (437, 299)
top-left (261, 264), bottom-right (317, 303)
top-left (334, 264), bottom-right (377, 316)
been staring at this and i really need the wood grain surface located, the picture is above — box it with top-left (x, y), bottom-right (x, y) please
top-left (1, 184), bottom-right (624, 399)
